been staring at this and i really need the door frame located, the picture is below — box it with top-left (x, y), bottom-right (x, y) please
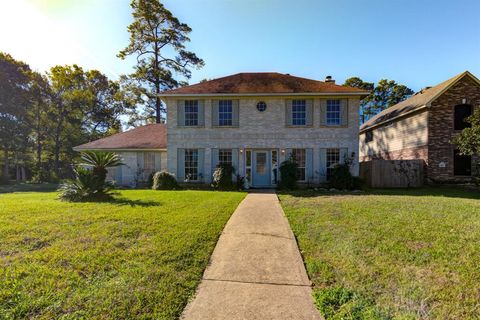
top-left (251, 149), bottom-right (272, 188)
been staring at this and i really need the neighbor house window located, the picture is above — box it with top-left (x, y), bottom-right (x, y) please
top-left (454, 104), bottom-right (472, 130)
top-left (184, 149), bottom-right (198, 180)
top-left (219, 149), bottom-right (232, 166)
top-left (292, 149), bottom-right (306, 181)
top-left (327, 100), bottom-right (341, 125)
top-left (219, 100), bottom-right (233, 126)
top-left (365, 130), bottom-right (373, 143)
top-left (292, 100), bottom-right (306, 125)
top-left (454, 149), bottom-right (471, 176)
top-left (184, 100), bottom-right (199, 126)
top-left (326, 148), bottom-right (340, 180)
top-left (143, 152), bottom-right (155, 179)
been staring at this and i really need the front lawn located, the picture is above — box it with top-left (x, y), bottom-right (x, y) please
top-left (279, 188), bottom-right (480, 319)
top-left (0, 189), bottom-right (245, 319)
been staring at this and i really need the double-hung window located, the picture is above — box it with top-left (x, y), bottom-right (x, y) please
top-left (326, 148), bottom-right (340, 180)
top-left (184, 100), bottom-right (199, 126)
top-left (292, 100), bottom-right (306, 126)
top-left (326, 100), bottom-right (341, 125)
top-left (292, 149), bottom-right (306, 181)
top-left (184, 149), bottom-right (198, 181)
top-left (219, 100), bottom-right (233, 126)
top-left (219, 149), bottom-right (232, 166)
top-left (143, 152), bottom-right (155, 179)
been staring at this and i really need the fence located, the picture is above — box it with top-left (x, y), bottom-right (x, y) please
top-left (360, 160), bottom-right (424, 188)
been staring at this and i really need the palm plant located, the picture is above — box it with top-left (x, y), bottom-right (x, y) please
top-left (59, 151), bottom-right (123, 202)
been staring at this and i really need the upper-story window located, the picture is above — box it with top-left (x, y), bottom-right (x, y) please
top-left (365, 130), bottom-right (373, 143)
top-left (219, 100), bottom-right (233, 126)
top-left (454, 104), bottom-right (472, 130)
top-left (184, 100), bottom-right (199, 126)
top-left (292, 100), bottom-right (306, 126)
top-left (326, 100), bottom-right (341, 125)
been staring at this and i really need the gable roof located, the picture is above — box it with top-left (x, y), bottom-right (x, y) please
top-left (160, 72), bottom-right (370, 96)
top-left (360, 71), bottom-right (480, 132)
top-left (74, 124), bottom-right (167, 151)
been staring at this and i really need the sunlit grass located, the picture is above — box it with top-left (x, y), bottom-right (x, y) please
top-left (279, 188), bottom-right (480, 319)
top-left (0, 189), bottom-right (245, 319)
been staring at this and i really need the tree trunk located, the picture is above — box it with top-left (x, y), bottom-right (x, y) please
top-left (154, 41), bottom-right (161, 124)
top-left (21, 166), bottom-right (26, 181)
top-left (3, 145), bottom-right (8, 180)
top-left (14, 151), bottom-right (20, 182)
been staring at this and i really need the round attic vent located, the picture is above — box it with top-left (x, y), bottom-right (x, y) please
top-left (256, 101), bottom-right (267, 112)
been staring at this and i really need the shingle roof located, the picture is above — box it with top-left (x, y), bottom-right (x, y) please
top-left (360, 71), bottom-right (480, 132)
top-left (161, 72), bottom-right (370, 95)
top-left (74, 124), bottom-right (167, 151)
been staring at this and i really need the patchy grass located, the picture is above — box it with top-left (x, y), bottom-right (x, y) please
top-left (279, 187), bottom-right (480, 319)
top-left (0, 182), bottom-right (58, 194)
top-left (0, 189), bottom-right (245, 319)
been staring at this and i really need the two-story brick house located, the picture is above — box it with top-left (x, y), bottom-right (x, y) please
top-left (160, 72), bottom-right (368, 187)
top-left (359, 71), bottom-right (480, 183)
top-left (75, 72), bottom-right (368, 187)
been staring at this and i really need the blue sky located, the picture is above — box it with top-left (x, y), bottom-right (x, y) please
top-left (0, 0), bottom-right (479, 91)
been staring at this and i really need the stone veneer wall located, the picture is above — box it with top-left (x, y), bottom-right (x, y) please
top-left (427, 76), bottom-right (480, 183)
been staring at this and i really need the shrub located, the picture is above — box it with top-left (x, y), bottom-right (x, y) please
top-left (236, 174), bottom-right (246, 190)
top-left (59, 151), bottom-right (123, 202)
top-left (212, 164), bottom-right (236, 190)
top-left (147, 172), bottom-right (155, 188)
top-left (59, 167), bottom-right (115, 202)
top-left (152, 171), bottom-right (179, 190)
top-left (278, 157), bottom-right (298, 190)
top-left (329, 164), bottom-right (363, 190)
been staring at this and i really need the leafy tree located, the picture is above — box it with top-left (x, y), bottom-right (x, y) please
top-left (344, 77), bottom-right (414, 123)
top-left (0, 52), bottom-right (32, 181)
top-left (118, 0), bottom-right (204, 124)
top-left (453, 108), bottom-right (480, 156)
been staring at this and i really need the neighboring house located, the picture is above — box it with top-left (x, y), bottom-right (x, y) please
top-left (73, 124), bottom-right (167, 187)
top-left (359, 71), bottom-right (480, 183)
top-left (159, 72), bottom-right (369, 188)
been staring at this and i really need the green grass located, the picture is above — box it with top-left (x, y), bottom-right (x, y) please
top-left (279, 187), bottom-right (480, 319)
top-left (0, 189), bottom-right (245, 319)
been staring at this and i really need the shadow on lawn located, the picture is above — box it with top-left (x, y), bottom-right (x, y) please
top-left (108, 197), bottom-right (161, 207)
top-left (279, 186), bottom-right (480, 200)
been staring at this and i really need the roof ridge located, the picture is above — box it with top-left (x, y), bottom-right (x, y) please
top-left (361, 71), bottom-right (478, 131)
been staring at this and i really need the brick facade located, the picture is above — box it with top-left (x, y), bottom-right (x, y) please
top-left (427, 76), bottom-right (480, 183)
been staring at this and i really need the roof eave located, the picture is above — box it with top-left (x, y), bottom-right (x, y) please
top-left (159, 91), bottom-right (370, 97)
top-left (73, 147), bottom-right (167, 152)
top-left (359, 104), bottom-right (428, 133)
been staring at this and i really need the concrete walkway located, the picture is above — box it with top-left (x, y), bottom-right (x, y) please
top-left (182, 191), bottom-right (322, 320)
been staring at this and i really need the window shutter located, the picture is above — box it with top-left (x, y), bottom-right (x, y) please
top-left (320, 100), bottom-right (327, 126)
top-left (177, 100), bottom-right (185, 126)
top-left (232, 100), bottom-right (240, 126)
top-left (319, 148), bottom-right (327, 182)
top-left (154, 152), bottom-right (161, 171)
top-left (177, 148), bottom-right (185, 181)
top-left (306, 99), bottom-right (313, 126)
top-left (232, 148), bottom-right (239, 174)
top-left (115, 164), bottom-right (123, 185)
top-left (211, 148), bottom-right (219, 177)
top-left (212, 100), bottom-right (219, 127)
top-left (198, 100), bottom-right (205, 126)
top-left (340, 148), bottom-right (349, 164)
top-left (306, 148), bottom-right (314, 182)
top-left (285, 99), bottom-right (293, 126)
top-left (198, 149), bottom-right (205, 181)
top-left (340, 99), bottom-right (348, 126)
